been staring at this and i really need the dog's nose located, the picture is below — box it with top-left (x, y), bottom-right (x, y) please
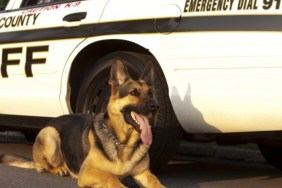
top-left (147, 101), bottom-right (159, 112)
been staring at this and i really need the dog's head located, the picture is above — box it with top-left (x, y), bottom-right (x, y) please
top-left (108, 58), bottom-right (159, 145)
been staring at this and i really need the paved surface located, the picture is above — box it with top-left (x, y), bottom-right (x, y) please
top-left (1, 143), bottom-right (282, 188)
top-left (2, 131), bottom-right (282, 188)
top-left (177, 141), bottom-right (266, 164)
top-left (0, 131), bottom-right (266, 164)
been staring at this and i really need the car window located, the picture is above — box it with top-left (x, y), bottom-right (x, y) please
top-left (21, 0), bottom-right (62, 7)
top-left (0, 0), bottom-right (9, 11)
top-left (37, 0), bottom-right (54, 4)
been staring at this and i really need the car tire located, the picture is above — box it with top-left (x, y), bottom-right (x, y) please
top-left (75, 51), bottom-right (183, 171)
top-left (258, 144), bottom-right (282, 170)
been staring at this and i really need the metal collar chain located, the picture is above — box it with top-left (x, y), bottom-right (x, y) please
top-left (102, 122), bottom-right (121, 146)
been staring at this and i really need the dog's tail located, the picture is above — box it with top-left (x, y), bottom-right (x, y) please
top-left (0, 154), bottom-right (35, 169)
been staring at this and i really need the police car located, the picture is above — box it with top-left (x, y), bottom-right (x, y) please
top-left (1, 0), bottom-right (282, 170)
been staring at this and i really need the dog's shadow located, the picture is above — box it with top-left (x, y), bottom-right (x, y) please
top-left (171, 84), bottom-right (220, 134)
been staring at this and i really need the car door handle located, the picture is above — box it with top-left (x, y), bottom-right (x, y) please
top-left (63, 12), bottom-right (87, 22)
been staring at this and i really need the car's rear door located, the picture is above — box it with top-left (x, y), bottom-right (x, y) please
top-left (0, 0), bottom-right (107, 119)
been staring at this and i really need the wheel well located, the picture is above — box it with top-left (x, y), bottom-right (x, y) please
top-left (69, 40), bottom-right (151, 112)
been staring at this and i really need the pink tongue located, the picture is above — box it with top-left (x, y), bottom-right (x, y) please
top-left (134, 113), bottom-right (152, 145)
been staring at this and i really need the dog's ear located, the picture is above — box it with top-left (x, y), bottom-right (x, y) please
top-left (109, 58), bottom-right (130, 87)
top-left (139, 62), bottom-right (154, 86)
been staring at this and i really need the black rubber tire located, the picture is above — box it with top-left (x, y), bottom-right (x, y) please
top-left (75, 51), bottom-right (183, 171)
top-left (258, 144), bottom-right (282, 170)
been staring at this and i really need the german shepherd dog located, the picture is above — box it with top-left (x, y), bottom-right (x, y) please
top-left (0, 59), bottom-right (165, 188)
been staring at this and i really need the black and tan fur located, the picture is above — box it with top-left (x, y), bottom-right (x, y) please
top-left (0, 59), bottom-right (165, 188)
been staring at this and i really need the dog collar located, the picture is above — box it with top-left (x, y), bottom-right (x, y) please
top-left (102, 122), bottom-right (121, 146)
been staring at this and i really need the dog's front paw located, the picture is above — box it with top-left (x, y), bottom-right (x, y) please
top-left (50, 166), bottom-right (69, 176)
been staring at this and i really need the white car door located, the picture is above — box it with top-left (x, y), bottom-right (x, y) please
top-left (0, 0), bottom-right (108, 117)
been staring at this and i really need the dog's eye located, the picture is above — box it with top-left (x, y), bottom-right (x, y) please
top-left (129, 89), bottom-right (140, 96)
